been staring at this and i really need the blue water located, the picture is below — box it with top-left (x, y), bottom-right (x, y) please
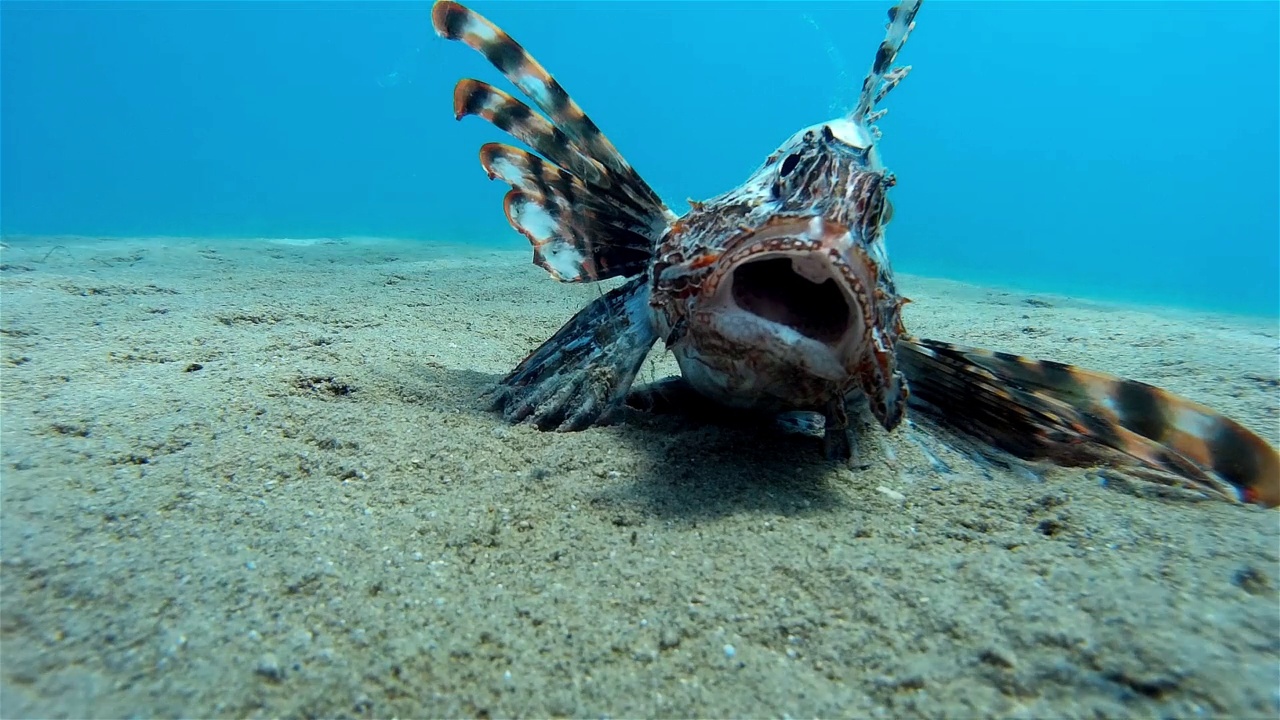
top-left (3, 1), bottom-right (1276, 315)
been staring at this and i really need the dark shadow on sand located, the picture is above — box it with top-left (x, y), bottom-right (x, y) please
top-left (398, 365), bottom-right (855, 522)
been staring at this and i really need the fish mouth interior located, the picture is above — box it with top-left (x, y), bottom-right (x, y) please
top-left (730, 256), bottom-right (852, 344)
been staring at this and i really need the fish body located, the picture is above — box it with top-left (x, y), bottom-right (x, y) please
top-left (650, 125), bottom-right (908, 457)
top-left (430, 0), bottom-right (1279, 507)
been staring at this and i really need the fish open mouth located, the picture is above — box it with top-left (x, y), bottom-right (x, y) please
top-left (688, 216), bottom-right (876, 381)
top-left (730, 256), bottom-right (852, 344)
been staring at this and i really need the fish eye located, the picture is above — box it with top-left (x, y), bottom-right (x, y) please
top-left (779, 153), bottom-right (801, 177)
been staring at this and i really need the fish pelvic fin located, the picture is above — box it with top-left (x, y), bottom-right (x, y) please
top-left (432, 2), bottom-right (673, 282)
top-left (898, 337), bottom-right (1280, 508)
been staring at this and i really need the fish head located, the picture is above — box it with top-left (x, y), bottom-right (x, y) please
top-left (651, 120), bottom-right (909, 428)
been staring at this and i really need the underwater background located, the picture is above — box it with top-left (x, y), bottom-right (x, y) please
top-left (2, 0), bottom-right (1277, 315)
top-left (4, 4), bottom-right (1280, 718)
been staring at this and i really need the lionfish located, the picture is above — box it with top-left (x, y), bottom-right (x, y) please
top-left (429, 0), bottom-right (1279, 507)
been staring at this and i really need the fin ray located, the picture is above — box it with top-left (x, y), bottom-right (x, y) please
top-left (432, 2), bottom-right (633, 178)
top-left (483, 144), bottom-right (656, 281)
top-left (432, 1), bottom-right (672, 282)
top-left (452, 79), bottom-right (609, 187)
top-left (850, 0), bottom-right (922, 137)
top-left (898, 337), bottom-right (1280, 507)
top-left (490, 276), bottom-right (660, 430)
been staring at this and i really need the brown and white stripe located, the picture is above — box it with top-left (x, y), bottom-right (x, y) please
top-left (899, 337), bottom-right (1280, 507)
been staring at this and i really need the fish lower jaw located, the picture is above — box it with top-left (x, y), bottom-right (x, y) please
top-left (684, 251), bottom-right (871, 383)
top-left (690, 310), bottom-right (859, 384)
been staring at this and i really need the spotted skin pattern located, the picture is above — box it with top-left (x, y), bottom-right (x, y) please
top-left (431, 0), bottom-right (1279, 506)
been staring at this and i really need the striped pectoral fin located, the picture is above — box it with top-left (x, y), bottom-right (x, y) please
top-left (433, 2), bottom-right (672, 283)
top-left (431, 1), bottom-right (670, 213)
top-left (452, 80), bottom-right (609, 187)
top-left (481, 144), bottom-right (655, 282)
top-left (969, 346), bottom-right (1280, 506)
top-left (898, 337), bottom-right (1280, 507)
top-left (490, 276), bottom-right (660, 431)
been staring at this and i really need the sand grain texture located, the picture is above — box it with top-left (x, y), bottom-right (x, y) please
top-left (1, 237), bottom-right (1277, 718)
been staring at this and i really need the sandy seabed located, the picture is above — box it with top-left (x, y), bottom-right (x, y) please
top-left (1, 235), bottom-right (1277, 719)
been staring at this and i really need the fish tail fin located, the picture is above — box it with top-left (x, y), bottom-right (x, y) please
top-left (432, 2), bottom-right (672, 282)
top-left (898, 337), bottom-right (1280, 507)
top-left (850, 0), bottom-right (922, 138)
